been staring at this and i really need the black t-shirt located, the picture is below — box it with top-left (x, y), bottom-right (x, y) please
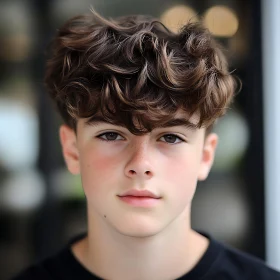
top-left (11, 233), bottom-right (280, 280)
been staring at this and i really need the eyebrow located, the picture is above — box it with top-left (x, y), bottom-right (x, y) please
top-left (85, 116), bottom-right (198, 131)
top-left (85, 116), bottom-right (126, 127)
top-left (158, 118), bottom-right (198, 131)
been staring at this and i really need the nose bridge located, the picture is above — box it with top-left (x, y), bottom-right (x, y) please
top-left (125, 136), bottom-right (153, 178)
top-left (130, 136), bottom-right (150, 162)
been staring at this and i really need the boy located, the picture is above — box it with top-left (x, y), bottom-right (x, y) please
top-left (13, 10), bottom-right (280, 280)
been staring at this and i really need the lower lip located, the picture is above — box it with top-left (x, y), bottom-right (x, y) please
top-left (118, 196), bottom-right (161, 207)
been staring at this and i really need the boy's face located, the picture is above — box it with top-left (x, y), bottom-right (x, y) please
top-left (60, 111), bottom-right (218, 237)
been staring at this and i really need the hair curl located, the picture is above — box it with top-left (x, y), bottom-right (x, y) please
top-left (44, 10), bottom-right (237, 134)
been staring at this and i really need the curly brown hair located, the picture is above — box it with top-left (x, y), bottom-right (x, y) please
top-left (44, 10), bottom-right (237, 134)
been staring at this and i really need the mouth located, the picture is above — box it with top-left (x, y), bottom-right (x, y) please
top-left (117, 195), bottom-right (161, 207)
top-left (117, 189), bottom-right (162, 207)
top-left (118, 189), bottom-right (161, 199)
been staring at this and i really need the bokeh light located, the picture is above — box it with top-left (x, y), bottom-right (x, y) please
top-left (203, 5), bottom-right (239, 37)
top-left (160, 5), bottom-right (198, 33)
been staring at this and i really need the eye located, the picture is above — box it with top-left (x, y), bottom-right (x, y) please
top-left (97, 132), bottom-right (124, 141)
top-left (159, 134), bottom-right (184, 144)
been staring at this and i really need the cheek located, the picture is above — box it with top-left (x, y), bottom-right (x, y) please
top-left (79, 146), bottom-right (121, 197)
top-left (166, 161), bottom-right (198, 186)
top-left (163, 150), bottom-right (202, 198)
top-left (164, 148), bottom-right (201, 177)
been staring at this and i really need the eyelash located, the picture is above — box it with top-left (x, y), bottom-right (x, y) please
top-left (96, 132), bottom-right (185, 144)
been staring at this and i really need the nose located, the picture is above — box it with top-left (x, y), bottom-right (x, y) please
top-left (124, 139), bottom-right (154, 180)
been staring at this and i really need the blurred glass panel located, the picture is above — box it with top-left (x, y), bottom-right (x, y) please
top-left (51, 168), bottom-right (84, 200)
top-left (192, 173), bottom-right (251, 249)
top-left (0, 0), bottom-right (35, 62)
top-left (0, 169), bottom-right (45, 212)
top-left (212, 109), bottom-right (249, 172)
top-left (0, 99), bottom-right (38, 170)
top-left (0, 1), bottom-right (41, 280)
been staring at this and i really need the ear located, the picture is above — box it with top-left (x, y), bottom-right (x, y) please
top-left (59, 125), bottom-right (80, 175)
top-left (198, 133), bottom-right (218, 181)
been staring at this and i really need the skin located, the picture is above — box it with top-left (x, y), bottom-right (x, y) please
top-left (60, 111), bottom-right (218, 280)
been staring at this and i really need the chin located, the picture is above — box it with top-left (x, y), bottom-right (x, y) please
top-left (111, 216), bottom-right (165, 238)
top-left (116, 227), bottom-right (162, 238)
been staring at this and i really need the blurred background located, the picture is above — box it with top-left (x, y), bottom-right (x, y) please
top-left (0, 0), bottom-right (272, 279)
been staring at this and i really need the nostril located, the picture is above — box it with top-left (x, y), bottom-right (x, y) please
top-left (129, 170), bottom-right (151, 176)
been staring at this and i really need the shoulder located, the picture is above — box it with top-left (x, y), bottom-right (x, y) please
top-left (10, 263), bottom-right (54, 280)
top-left (10, 247), bottom-right (70, 280)
top-left (212, 240), bottom-right (280, 280)
top-left (10, 234), bottom-right (92, 280)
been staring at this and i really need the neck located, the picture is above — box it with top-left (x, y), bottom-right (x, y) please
top-left (72, 208), bottom-right (209, 280)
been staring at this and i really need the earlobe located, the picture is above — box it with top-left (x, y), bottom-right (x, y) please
top-left (59, 125), bottom-right (80, 175)
top-left (198, 133), bottom-right (218, 181)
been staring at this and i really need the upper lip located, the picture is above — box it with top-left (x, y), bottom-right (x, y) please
top-left (118, 189), bottom-right (161, 199)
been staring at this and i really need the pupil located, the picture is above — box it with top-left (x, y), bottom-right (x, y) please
top-left (107, 133), bottom-right (117, 140)
top-left (165, 135), bottom-right (176, 143)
